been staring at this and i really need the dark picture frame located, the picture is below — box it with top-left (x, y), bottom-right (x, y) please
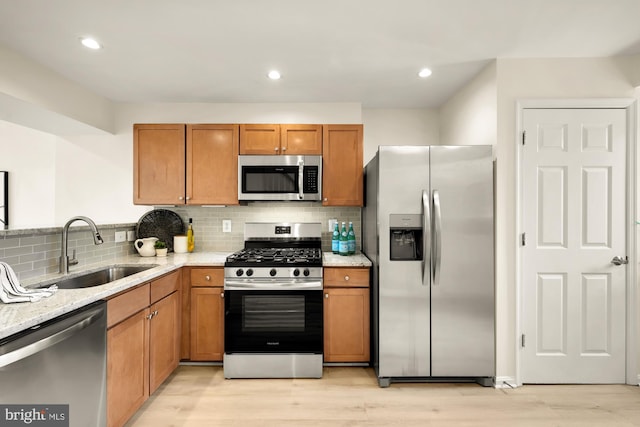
top-left (0, 171), bottom-right (8, 229)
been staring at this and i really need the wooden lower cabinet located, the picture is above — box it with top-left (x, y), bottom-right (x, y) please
top-left (189, 267), bottom-right (225, 361)
top-left (107, 308), bottom-right (149, 427)
top-left (149, 291), bottom-right (181, 393)
top-left (190, 287), bottom-right (224, 361)
top-left (106, 270), bottom-right (181, 427)
top-left (323, 267), bottom-right (370, 363)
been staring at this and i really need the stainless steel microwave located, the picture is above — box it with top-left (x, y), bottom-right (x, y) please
top-left (238, 155), bottom-right (322, 201)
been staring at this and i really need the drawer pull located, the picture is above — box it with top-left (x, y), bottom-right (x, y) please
top-left (344, 275), bottom-right (350, 281)
top-left (205, 275), bottom-right (211, 281)
top-left (220, 293), bottom-right (224, 298)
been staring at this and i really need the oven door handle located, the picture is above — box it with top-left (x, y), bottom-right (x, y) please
top-left (224, 279), bottom-right (323, 291)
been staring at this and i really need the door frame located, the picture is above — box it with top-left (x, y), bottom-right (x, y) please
top-left (515, 98), bottom-right (638, 386)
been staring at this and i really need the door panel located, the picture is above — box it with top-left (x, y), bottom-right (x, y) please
top-left (522, 108), bottom-right (627, 383)
top-left (377, 146), bottom-right (430, 378)
top-left (430, 146), bottom-right (494, 377)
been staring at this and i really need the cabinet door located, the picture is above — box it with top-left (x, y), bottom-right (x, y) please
top-left (149, 291), bottom-right (180, 394)
top-left (190, 287), bottom-right (224, 361)
top-left (280, 124), bottom-right (322, 155)
top-left (107, 308), bottom-right (149, 427)
top-left (322, 125), bottom-right (363, 206)
top-left (239, 124), bottom-right (281, 154)
top-left (133, 124), bottom-right (186, 205)
top-left (187, 124), bottom-right (239, 205)
top-left (323, 287), bottom-right (370, 362)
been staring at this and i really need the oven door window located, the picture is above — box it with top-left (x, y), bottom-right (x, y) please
top-left (241, 166), bottom-right (298, 194)
top-left (225, 290), bottom-right (323, 354)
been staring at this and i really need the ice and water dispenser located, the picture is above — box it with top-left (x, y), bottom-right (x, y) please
top-left (389, 214), bottom-right (423, 261)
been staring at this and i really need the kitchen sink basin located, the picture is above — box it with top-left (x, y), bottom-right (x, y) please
top-left (40, 265), bottom-right (157, 289)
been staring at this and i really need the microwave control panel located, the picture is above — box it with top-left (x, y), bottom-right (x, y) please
top-left (303, 166), bottom-right (319, 194)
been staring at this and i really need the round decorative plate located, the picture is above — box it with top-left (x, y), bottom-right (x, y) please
top-left (136, 209), bottom-right (185, 252)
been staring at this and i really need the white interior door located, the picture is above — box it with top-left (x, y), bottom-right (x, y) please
top-left (521, 108), bottom-right (627, 384)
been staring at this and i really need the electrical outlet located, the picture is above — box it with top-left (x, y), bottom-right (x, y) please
top-left (126, 230), bottom-right (136, 241)
top-left (115, 231), bottom-right (126, 243)
top-left (328, 219), bottom-right (338, 232)
top-left (222, 219), bottom-right (232, 233)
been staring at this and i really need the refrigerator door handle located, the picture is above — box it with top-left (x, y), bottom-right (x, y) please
top-left (422, 190), bottom-right (431, 286)
top-left (432, 190), bottom-right (442, 286)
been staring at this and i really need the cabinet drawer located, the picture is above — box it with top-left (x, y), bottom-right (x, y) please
top-left (190, 268), bottom-right (224, 287)
top-left (150, 270), bottom-right (181, 304)
top-left (324, 268), bottom-right (369, 288)
top-left (107, 284), bottom-right (150, 328)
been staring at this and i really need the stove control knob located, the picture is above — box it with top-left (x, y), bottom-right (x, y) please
top-left (269, 269), bottom-right (277, 277)
top-left (235, 269), bottom-right (243, 277)
top-left (293, 268), bottom-right (300, 277)
top-left (246, 269), bottom-right (254, 277)
top-left (303, 268), bottom-right (310, 277)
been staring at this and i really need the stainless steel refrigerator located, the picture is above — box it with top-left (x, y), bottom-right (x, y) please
top-left (362, 145), bottom-right (494, 387)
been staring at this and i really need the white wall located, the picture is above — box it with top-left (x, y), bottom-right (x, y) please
top-left (0, 44), bottom-right (114, 134)
top-left (0, 120), bottom-right (56, 227)
top-left (439, 62), bottom-right (497, 147)
top-left (361, 108), bottom-right (439, 165)
top-left (494, 57), bottom-right (638, 381)
top-left (1, 100), bottom-right (442, 230)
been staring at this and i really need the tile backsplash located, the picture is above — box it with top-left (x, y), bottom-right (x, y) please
top-left (0, 225), bottom-right (137, 281)
top-left (170, 202), bottom-right (361, 253)
top-left (0, 203), bottom-right (362, 281)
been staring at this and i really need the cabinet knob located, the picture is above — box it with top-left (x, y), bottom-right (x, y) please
top-left (178, 196), bottom-right (184, 201)
top-left (186, 196), bottom-right (191, 201)
top-left (344, 275), bottom-right (350, 281)
top-left (282, 147), bottom-right (287, 151)
top-left (323, 198), bottom-right (328, 202)
top-left (274, 147), bottom-right (279, 152)
top-left (205, 275), bottom-right (211, 281)
top-left (324, 293), bottom-right (329, 299)
top-left (220, 292), bottom-right (224, 298)
top-left (153, 310), bottom-right (158, 316)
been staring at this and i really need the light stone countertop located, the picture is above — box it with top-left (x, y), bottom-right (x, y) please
top-left (0, 252), bottom-right (230, 340)
top-left (322, 252), bottom-right (372, 267)
top-left (0, 251), bottom-right (371, 340)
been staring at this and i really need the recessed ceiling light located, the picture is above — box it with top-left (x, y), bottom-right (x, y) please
top-left (418, 68), bottom-right (432, 78)
top-left (80, 37), bottom-right (101, 50)
top-left (267, 70), bottom-right (281, 80)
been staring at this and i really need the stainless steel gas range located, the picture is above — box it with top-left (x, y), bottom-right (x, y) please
top-left (223, 222), bottom-right (323, 379)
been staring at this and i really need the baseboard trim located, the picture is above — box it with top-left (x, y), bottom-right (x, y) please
top-left (494, 376), bottom-right (518, 389)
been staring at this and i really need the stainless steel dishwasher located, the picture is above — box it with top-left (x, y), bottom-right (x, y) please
top-left (0, 301), bottom-right (107, 427)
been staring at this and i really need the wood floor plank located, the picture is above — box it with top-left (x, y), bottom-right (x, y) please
top-left (126, 366), bottom-right (640, 427)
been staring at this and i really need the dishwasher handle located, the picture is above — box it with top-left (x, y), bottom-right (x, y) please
top-left (0, 304), bottom-right (105, 368)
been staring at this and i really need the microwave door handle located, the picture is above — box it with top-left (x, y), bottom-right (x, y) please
top-left (298, 159), bottom-right (304, 200)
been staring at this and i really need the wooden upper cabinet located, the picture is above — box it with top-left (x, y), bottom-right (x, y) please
top-left (239, 124), bottom-right (281, 154)
top-left (240, 124), bottom-right (323, 155)
top-left (186, 124), bottom-right (239, 205)
top-left (322, 124), bottom-right (363, 206)
top-left (133, 124), bottom-right (186, 205)
top-left (280, 124), bottom-right (323, 155)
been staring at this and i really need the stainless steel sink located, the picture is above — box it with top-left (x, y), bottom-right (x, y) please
top-left (41, 265), bottom-right (157, 289)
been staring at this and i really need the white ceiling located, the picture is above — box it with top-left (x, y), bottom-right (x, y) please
top-left (0, 0), bottom-right (639, 108)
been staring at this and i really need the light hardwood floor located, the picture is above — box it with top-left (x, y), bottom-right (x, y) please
top-left (127, 366), bottom-right (640, 427)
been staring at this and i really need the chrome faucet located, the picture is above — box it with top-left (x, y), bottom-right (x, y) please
top-left (59, 216), bottom-right (104, 273)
